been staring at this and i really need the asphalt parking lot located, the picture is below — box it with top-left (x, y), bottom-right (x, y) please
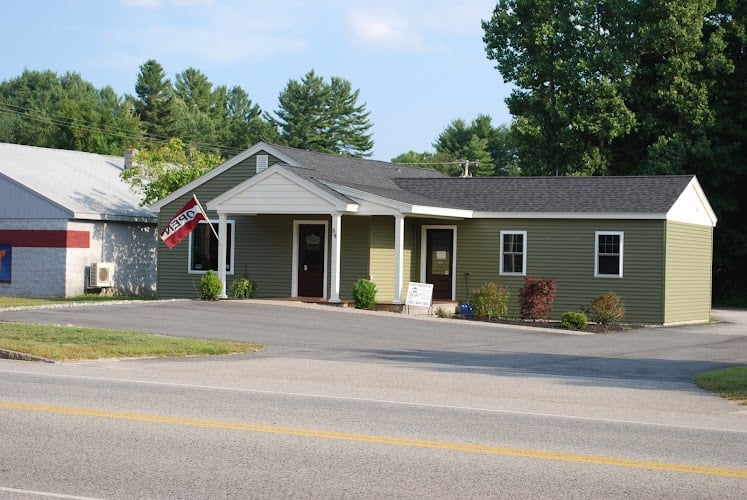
top-left (1, 300), bottom-right (745, 383)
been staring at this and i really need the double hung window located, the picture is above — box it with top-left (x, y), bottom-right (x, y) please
top-left (500, 231), bottom-right (527, 276)
top-left (595, 231), bottom-right (623, 277)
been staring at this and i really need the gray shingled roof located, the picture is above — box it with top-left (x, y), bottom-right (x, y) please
top-left (393, 175), bottom-right (694, 213)
top-left (0, 142), bottom-right (155, 221)
top-left (268, 144), bottom-right (692, 214)
top-left (267, 143), bottom-right (450, 205)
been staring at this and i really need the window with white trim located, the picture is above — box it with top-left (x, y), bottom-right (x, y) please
top-left (595, 231), bottom-right (623, 277)
top-left (189, 220), bottom-right (234, 274)
top-left (500, 230), bottom-right (527, 275)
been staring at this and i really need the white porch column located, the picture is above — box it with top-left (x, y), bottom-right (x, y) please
top-left (393, 214), bottom-right (405, 304)
top-left (329, 212), bottom-right (342, 303)
top-left (217, 212), bottom-right (228, 299)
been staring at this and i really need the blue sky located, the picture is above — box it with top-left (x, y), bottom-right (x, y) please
top-left (1, 0), bottom-right (513, 161)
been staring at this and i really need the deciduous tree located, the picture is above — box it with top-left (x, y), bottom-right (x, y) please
top-left (0, 69), bottom-right (142, 154)
top-left (482, 0), bottom-right (747, 302)
top-left (434, 115), bottom-right (516, 175)
top-left (120, 138), bottom-right (222, 205)
top-left (391, 150), bottom-right (464, 177)
top-left (483, 0), bottom-right (635, 175)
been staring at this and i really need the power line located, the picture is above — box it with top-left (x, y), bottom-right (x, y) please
top-left (0, 102), bottom-right (248, 156)
top-left (392, 160), bottom-right (466, 166)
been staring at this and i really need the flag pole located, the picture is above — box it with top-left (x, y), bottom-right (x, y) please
top-left (192, 194), bottom-right (219, 240)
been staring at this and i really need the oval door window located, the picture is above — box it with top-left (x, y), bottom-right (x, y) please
top-left (305, 233), bottom-right (321, 249)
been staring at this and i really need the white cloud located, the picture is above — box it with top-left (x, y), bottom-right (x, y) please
top-left (345, 1), bottom-right (494, 51)
top-left (114, 1), bottom-right (496, 62)
top-left (349, 10), bottom-right (426, 51)
top-left (114, 1), bottom-right (308, 64)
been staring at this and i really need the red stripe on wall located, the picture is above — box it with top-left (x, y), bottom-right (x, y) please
top-left (0, 230), bottom-right (90, 248)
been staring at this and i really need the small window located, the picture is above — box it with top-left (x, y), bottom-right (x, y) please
top-left (0, 243), bottom-right (12, 283)
top-left (595, 231), bottom-right (623, 278)
top-left (256, 155), bottom-right (268, 173)
top-left (500, 231), bottom-right (527, 276)
top-left (189, 220), bottom-right (234, 274)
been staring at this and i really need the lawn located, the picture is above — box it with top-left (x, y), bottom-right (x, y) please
top-left (0, 295), bottom-right (152, 309)
top-left (694, 367), bottom-right (747, 405)
top-left (0, 322), bottom-right (262, 361)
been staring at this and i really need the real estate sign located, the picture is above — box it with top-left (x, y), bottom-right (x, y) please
top-left (406, 282), bottom-right (433, 307)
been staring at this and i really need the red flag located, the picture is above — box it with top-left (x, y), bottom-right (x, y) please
top-left (159, 197), bottom-right (206, 249)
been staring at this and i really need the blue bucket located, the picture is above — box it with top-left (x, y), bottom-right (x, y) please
top-left (459, 303), bottom-right (474, 318)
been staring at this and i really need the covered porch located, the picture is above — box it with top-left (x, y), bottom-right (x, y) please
top-left (206, 165), bottom-right (470, 304)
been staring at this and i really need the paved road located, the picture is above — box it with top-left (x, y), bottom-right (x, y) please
top-left (0, 301), bottom-right (745, 498)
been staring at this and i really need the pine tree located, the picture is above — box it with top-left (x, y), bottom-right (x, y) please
top-left (269, 70), bottom-right (373, 157)
top-left (133, 59), bottom-right (178, 138)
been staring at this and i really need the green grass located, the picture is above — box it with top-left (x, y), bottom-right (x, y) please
top-left (0, 295), bottom-right (153, 309)
top-left (694, 367), bottom-right (747, 405)
top-left (0, 322), bottom-right (262, 361)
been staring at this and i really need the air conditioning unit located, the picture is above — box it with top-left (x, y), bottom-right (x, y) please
top-left (89, 262), bottom-right (114, 288)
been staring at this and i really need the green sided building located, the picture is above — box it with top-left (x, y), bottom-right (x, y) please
top-left (150, 142), bottom-right (717, 325)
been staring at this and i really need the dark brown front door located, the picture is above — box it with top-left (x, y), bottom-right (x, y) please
top-left (298, 224), bottom-right (325, 297)
top-left (426, 228), bottom-right (453, 300)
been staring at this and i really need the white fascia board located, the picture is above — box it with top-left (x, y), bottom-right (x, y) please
top-left (471, 211), bottom-right (668, 220)
top-left (207, 165), bottom-right (358, 213)
top-left (320, 180), bottom-right (472, 218)
top-left (149, 142), bottom-right (303, 212)
top-left (665, 177), bottom-right (717, 227)
top-left (410, 205), bottom-right (473, 218)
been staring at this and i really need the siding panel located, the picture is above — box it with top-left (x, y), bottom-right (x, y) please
top-left (231, 214), bottom-right (295, 298)
top-left (455, 219), bottom-right (666, 323)
top-left (664, 221), bottom-right (713, 324)
top-left (157, 155), bottom-right (260, 298)
top-left (222, 172), bottom-right (337, 213)
top-left (369, 216), bottom-right (394, 302)
top-left (340, 216), bottom-right (370, 300)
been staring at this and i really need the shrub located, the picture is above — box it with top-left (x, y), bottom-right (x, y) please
top-left (352, 278), bottom-right (377, 309)
top-left (200, 270), bottom-right (222, 300)
top-left (561, 311), bottom-right (588, 330)
top-left (435, 306), bottom-right (451, 318)
top-left (471, 282), bottom-right (510, 319)
top-left (519, 276), bottom-right (557, 320)
top-left (589, 291), bottom-right (626, 325)
top-left (231, 277), bottom-right (258, 299)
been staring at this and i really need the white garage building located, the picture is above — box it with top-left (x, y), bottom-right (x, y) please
top-left (0, 143), bottom-right (157, 298)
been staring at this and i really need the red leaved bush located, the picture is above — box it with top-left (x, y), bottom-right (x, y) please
top-left (519, 276), bottom-right (557, 320)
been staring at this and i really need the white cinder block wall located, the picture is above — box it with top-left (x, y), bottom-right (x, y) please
top-left (89, 221), bottom-right (157, 296)
top-left (0, 220), bottom-right (157, 298)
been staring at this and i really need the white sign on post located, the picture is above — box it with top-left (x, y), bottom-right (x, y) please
top-left (405, 282), bottom-right (434, 308)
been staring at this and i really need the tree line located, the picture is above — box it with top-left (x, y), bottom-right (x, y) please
top-left (0, 62), bottom-right (373, 159)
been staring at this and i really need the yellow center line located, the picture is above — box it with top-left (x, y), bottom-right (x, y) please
top-left (2, 400), bottom-right (746, 479)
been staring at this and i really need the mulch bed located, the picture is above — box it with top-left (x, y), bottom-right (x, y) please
top-left (458, 316), bottom-right (634, 333)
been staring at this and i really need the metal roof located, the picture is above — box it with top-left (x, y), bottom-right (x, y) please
top-left (0, 143), bottom-right (155, 222)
